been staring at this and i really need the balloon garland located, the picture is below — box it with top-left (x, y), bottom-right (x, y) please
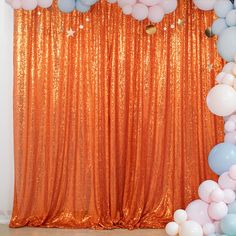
top-left (5, 0), bottom-right (177, 23)
top-left (165, 1), bottom-right (236, 236)
top-left (6, 0), bottom-right (236, 234)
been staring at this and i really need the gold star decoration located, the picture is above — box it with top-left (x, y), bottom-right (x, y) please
top-left (177, 18), bottom-right (184, 26)
top-left (66, 28), bottom-right (75, 37)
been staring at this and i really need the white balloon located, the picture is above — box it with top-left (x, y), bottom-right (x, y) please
top-left (131, 3), bottom-right (148, 20)
top-left (22, 0), bottom-right (37, 10)
top-left (208, 202), bottom-right (228, 220)
top-left (221, 73), bottom-right (235, 86)
top-left (229, 164), bottom-right (236, 180)
top-left (10, 0), bottom-right (22, 9)
top-left (206, 84), bottom-right (236, 116)
top-left (223, 62), bottom-right (236, 73)
top-left (139, 0), bottom-right (162, 7)
top-left (211, 188), bottom-right (225, 202)
top-left (165, 221), bottom-right (179, 236)
top-left (174, 209), bottom-right (187, 224)
top-left (118, 0), bottom-right (136, 8)
top-left (198, 180), bottom-right (219, 203)
top-left (159, 0), bottom-right (177, 14)
top-left (226, 9), bottom-right (236, 26)
top-left (217, 26), bottom-right (236, 62)
top-left (223, 189), bottom-right (236, 203)
top-left (193, 0), bottom-right (216, 10)
top-left (179, 221), bottom-right (203, 236)
top-left (214, 0), bottom-right (233, 18)
top-left (37, 0), bottom-right (53, 8)
top-left (212, 18), bottom-right (228, 36)
top-left (225, 120), bottom-right (236, 132)
top-left (203, 223), bottom-right (216, 235)
top-left (122, 5), bottom-right (133, 15)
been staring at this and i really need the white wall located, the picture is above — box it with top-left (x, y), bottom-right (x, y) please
top-left (0, 2), bottom-right (14, 224)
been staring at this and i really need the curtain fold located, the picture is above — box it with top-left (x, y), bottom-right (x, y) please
top-left (11, 0), bottom-right (224, 228)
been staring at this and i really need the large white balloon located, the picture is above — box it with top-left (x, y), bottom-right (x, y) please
top-left (217, 26), bottom-right (236, 62)
top-left (179, 221), bottom-right (203, 236)
top-left (206, 84), bottom-right (236, 116)
top-left (193, 0), bottom-right (216, 11)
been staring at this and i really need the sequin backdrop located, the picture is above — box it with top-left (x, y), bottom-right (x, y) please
top-left (10, 0), bottom-right (224, 229)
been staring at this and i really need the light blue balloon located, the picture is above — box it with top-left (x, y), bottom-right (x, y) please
top-left (80, 0), bottom-right (98, 6)
top-left (226, 9), bottom-right (236, 26)
top-left (217, 26), bottom-right (236, 62)
top-left (208, 142), bottom-right (236, 175)
top-left (58, 0), bottom-right (75, 13)
top-left (221, 214), bottom-right (236, 235)
top-left (212, 18), bottom-right (228, 36)
top-left (75, 0), bottom-right (90, 12)
top-left (228, 201), bottom-right (236, 214)
top-left (214, 0), bottom-right (233, 18)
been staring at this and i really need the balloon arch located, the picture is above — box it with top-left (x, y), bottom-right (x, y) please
top-left (5, 0), bottom-right (236, 235)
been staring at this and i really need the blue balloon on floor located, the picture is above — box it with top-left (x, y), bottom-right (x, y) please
top-left (221, 214), bottom-right (236, 235)
top-left (58, 0), bottom-right (75, 13)
top-left (208, 142), bottom-right (236, 175)
top-left (217, 26), bottom-right (236, 62)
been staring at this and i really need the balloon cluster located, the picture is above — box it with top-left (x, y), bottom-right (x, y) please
top-left (166, 166), bottom-right (236, 236)
top-left (5, 0), bottom-right (178, 21)
top-left (58, 0), bottom-right (98, 13)
top-left (165, 2), bottom-right (236, 235)
top-left (207, 56), bottom-right (236, 117)
top-left (108, 0), bottom-right (177, 23)
top-left (5, 0), bottom-right (53, 10)
top-left (194, 0), bottom-right (236, 62)
top-left (6, 0), bottom-right (98, 13)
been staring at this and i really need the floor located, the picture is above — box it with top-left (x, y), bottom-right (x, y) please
top-left (0, 225), bottom-right (167, 236)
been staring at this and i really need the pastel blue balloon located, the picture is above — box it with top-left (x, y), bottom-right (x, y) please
top-left (212, 18), bottom-right (228, 35)
top-left (221, 214), bottom-right (236, 235)
top-left (80, 0), bottom-right (98, 6)
top-left (217, 26), bottom-right (236, 62)
top-left (226, 9), bottom-right (236, 26)
top-left (75, 0), bottom-right (90, 12)
top-left (228, 201), bottom-right (236, 214)
top-left (58, 0), bottom-right (75, 13)
top-left (208, 142), bottom-right (236, 175)
top-left (214, 0), bottom-right (233, 18)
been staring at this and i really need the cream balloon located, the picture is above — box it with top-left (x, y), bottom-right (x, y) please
top-left (206, 84), bottom-right (236, 116)
top-left (165, 222), bottom-right (179, 236)
top-left (179, 221), bottom-right (203, 236)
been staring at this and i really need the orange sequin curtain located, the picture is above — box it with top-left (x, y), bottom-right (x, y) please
top-left (10, 0), bottom-right (224, 229)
